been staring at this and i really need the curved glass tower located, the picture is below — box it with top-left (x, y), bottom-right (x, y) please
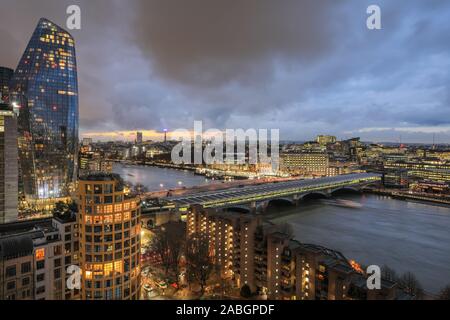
top-left (10, 18), bottom-right (78, 201)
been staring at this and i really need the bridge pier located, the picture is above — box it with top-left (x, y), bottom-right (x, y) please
top-left (250, 201), bottom-right (257, 214)
top-left (257, 201), bottom-right (269, 214)
top-left (293, 194), bottom-right (300, 206)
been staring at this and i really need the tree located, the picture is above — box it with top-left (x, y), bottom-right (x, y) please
top-left (398, 271), bottom-right (424, 299)
top-left (438, 285), bottom-right (450, 300)
top-left (151, 222), bottom-right (185, 277)
top-left (151, 228), bottom-right (171, 275)
top-left (240, 284), bottom-right (252, 298)
top-left (218, 276), bottom-right (232, 299)
top-left (185, 233), bottom-right (214, 295)
top-left (165, 222), bottom-right (185, 287)
top-left (52, 201), bottom-right (77, 218)
top-left (381, 265), bottom-right (398, 282)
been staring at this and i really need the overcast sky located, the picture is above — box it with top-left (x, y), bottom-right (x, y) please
top-left (1, 0), bottom-right (449, 143)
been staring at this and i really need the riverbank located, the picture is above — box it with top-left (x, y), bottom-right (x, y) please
top-left (365, 188), bottom-right (450, 206)
top-left (113, 162), bottom-right (295, 198)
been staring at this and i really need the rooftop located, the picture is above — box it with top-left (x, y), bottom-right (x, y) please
top-left (0, 217), bottom-right (52, 236)
top-left (0, 231), bottom-right (38, 259)
top-left (79, 172), bottom-right (123, 182)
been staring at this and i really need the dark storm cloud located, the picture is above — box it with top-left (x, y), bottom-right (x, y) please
top-left (131, 0), bottom-right (344, 87)
top-left (1, 0), bottom-right (450, 142)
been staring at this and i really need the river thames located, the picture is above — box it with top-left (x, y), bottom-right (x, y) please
top-left (114, 163), bottom-right (450, 293)
top-left (114, 163), bottom-right (213, 190)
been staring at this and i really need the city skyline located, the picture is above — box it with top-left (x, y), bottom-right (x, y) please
top-left (2, 1), bottom-right (450, 304)
top-left (0, 0), bottom-right (449, 143)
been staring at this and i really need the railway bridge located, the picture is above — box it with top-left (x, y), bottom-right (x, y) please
top-left (164, 173), bottom-right (381, 213)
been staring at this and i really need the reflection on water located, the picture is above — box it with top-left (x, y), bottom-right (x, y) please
top-left (113, 163), bottom-right (212, 191)
top-left (267, 194), bottom-right (450, 294)
top-left (114, 164), bottom-right (450, 293)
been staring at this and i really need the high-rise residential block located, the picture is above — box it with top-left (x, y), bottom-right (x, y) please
top-left (187, 205), bottom-right (400, 300)
top-left (78, 173), bottom-right (141, 300)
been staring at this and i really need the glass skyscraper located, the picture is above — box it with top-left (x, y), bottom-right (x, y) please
top-left (9, 18), bottom-right (78, 201)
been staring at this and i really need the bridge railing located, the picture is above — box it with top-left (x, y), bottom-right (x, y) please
top-left (172, 175), bottom-right (380, 209)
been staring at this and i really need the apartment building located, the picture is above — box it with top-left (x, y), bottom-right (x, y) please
top-left (0, 214), bottom-right (80, 300)
top-left (187, 205), bottom-right (399, 300)
top-left (78, 173), bottom-right (141, 300)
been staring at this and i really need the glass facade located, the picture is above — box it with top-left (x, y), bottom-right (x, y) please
top-left (0, 67), bottom-right (13, 103)
top-left (9, 18), bottom-right (78, 200)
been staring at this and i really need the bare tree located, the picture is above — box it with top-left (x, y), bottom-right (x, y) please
top-left (185, 233), bottom-right (214, 295)
top-left (381, 265), bottom-right (398, 282)
top-left (151, 222), bottom-right (185, 277)
top-left (398, 271), bottom-right (424, 299)
top-left (151, 227), bottom-right (171, 275)
top-left (165, 222), bottom-right (185, 287)
top-left (438, 285), bottom-right (450, 300)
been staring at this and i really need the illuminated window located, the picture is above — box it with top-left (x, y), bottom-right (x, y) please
top-left (114, 261), bottom-right (123, 273)
top-left (104, 263), bottom-right (113, 276)
top-left (114, 204), bottom-right (122, 212)
top-left (85, 184), bottom-right (93, 193)
top-left (35, 248), bottom-right (45, 261)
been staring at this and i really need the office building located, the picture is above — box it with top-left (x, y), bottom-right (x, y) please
top-left (280, 152), bottom-right (329, 177)
top-left (136, 132), bottom-right (143, 145)
top-left (0, 67), bottom-right (13, 103)
top-left (316, 135), bottom-right (336, 146)
top-left (9, 18), bottom-right (78, 203)
top-left (384, 159), bottom-right (450, 188)
top-left (78, 173), bottom-right (141, 300)
top-left (0, 103), bottom-right (19, 223)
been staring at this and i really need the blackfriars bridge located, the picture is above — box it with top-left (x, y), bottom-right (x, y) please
top-left (164, 173), bottom-right (381, 213)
